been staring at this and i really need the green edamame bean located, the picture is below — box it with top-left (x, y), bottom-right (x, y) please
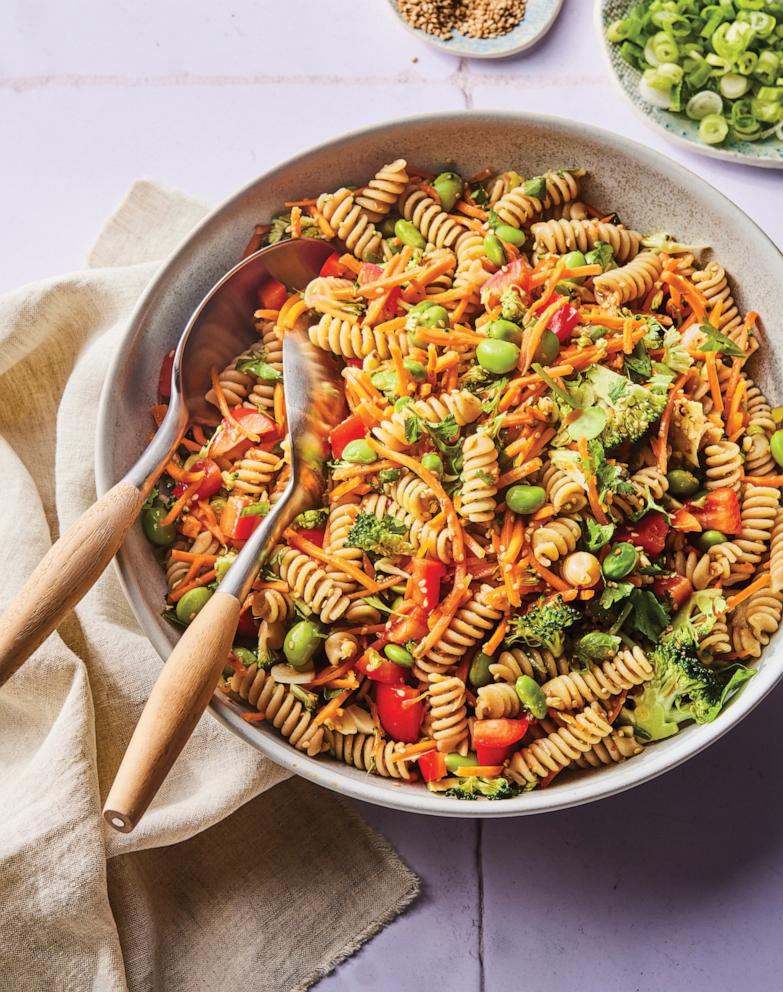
top-left (371, 370), bottom-right (398, 394)
top-left (666, 469), bottom-right (700, 497)
top-left (232, 646), bottom-right (257, 667)
top-left (698, 529), bottom-right (727, 551)
top-left (342, 439), bottom-right (377, 465)
top-left (394, 218), bottom-right (426, 249)
top-left (433, 171), bottom-right (463, 213)
top-left (404, 358), bottom-right (427, 382)
top-left (445, 751), bottom-right (479, 772)
top-left (494, 223), bottom-right (526, 247)
top-left (175, 586), bottom-right (213, 625)
top-left (488, 318), bottom-right (523, 346)
top-left (601, 542), bottom-right (638, 580)
top-left (476, 338), bottom-right (520, 374)
top-left (560, 250), bottom-right (587, 283)
top-left (469, 651), bottom-right (494, 689)
top-left (533, 328), bottom-right (560, 366)
top-left (142, 505), bottom-right (178, 547)
top-left (771, 430), bottom-right (783, 467)
top-left (284, 620), bottom-right (323, 669)
top-left (419, 304), bottom-right (449, 328)
top-left (421, 452), bottom-right (444, 478)
top-left (384, 643), bottom-right (414, 667)
top-left (484, 234), bottom-right (507, 267)
top-left (394, 396), bottom-right (413, 413)
top-left (409, 300), bottom-right (435, 317)
top-left (380, 214), bottom-right (400, 238)
top-left (505, 484), bottom-right (547, 515)
top-left (515, 675), bottom-right (548, 720)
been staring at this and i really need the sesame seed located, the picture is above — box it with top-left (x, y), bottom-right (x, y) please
top-left (396, 0), bottom-right (527, 41)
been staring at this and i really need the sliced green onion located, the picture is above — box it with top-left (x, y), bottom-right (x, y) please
top-left (686, 90), bottom-right (723, 120)
top-left (606, 19), bottom-right (628, 43)
top-left (699, 114), bottom-right (729, 144)
top-left (719, 74), bottom-right (750, 100)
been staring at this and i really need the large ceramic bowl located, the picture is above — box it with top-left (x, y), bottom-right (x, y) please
top-left (96, 112), bottom-right (783, 817)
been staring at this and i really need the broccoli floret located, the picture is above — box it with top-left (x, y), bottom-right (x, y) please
top-left (620, 632), bottom-right (754, 742)
top-left (500, 285), bottom-right (527, 323)
top-left (345, 512), bottom-right (411, 557)
top-left (504, 595), bottom-right (580, 657)
top-left (444, 776), bottom-right (514, 800)
top-left (586, 365), bottom-right (667, 449)
top-left (293, 507), bottom-right (329, 529)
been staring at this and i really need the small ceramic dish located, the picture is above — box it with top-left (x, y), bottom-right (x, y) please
top-left (97, 112), bottom-right (783, 818)
top-left (385, 0), bottom-right (564, 59)
top-left (597, 0), bottom-right (783, 169)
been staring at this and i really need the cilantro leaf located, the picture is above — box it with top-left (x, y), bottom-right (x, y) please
top-left (623, 340), bottom-right (652, 380)
top-left (699, 324), bottom-right (745, 358)
top-left (584, 240), bottom-right (615, 271)
top-left (599, 581), bottom-right (634, 610)
top-left (142, 486), bottom-right (159, 511)
top-left (584, 517), bottom-right (615, 552)
top-left (404, 415), bottom-right (422, 444)
top-left (378, 468), bottom-right (402, 485)
top-left (523, 176), bottom-right (547, 199)
top-left (237, 355), bottom-right (282, 382)
top-left (626, 589), bottom-right (671, 642)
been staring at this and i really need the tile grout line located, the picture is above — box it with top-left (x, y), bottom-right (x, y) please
top-left (475, 819), bottom-right (485, 992)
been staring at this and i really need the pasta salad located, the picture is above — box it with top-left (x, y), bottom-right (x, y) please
top-left (143, 158), bottom-right (782, 800)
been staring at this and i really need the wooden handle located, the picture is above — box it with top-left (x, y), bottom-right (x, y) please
top-left (0, 480), bottom-right (145, 687)
top-left (103, 590), bottom-right (241, 832)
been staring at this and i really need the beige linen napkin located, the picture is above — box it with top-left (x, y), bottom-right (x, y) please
top-left (0, 181), bottom-right (418, 992)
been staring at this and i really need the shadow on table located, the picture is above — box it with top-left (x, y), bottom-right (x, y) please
top-left (481, 683), bottom-right (783, 990)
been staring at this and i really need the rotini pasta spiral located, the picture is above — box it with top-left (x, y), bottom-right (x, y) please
top-left (205, 347), bottom-right (257, 410)
top-left (541, 462), bottom-right (587, 514)
top-left (324, 631), bottom-right (359, 665)
top-left (494, 170), bottom-right (583, 228)
top-left (371, 389), bottom-right (482, 451)
top-left (329, 732), bottom-right (413, 779)
top-left (505, 703), bottom-right (613, 786)
top-left (316, 187), bottom-right (382, 261)
top-left (324, 500), bottom-right (363, 594)
top-left (490, 647), bottom-right (569, 685)
top-left (415, 585), bottom-right (502, 680)
top-left (251, 587), bottom-right (294, 624)
top-left (385, 471), bottom-right (438, 519)
top-left (542, 645), bottom-right (653, 711)
top-left (730, 588), bottom-right (783, 659)
top-left (226, 665), bottom-right (327, 756)
top-left (475, 682), bottom-right (521, 720)
top-left (166, 531), bottom-right (218, 591)
top-left (359, 493), bottom-right (453, 563)
top-left (531, 218), bottom-right (641, 263)
top-left (423, 247), bottom-right (456, 298)
top-left (232, 448), bottom-right (282, 496)
top-left (572, 726), bottom-right (642, 768)
top-left (398, 185), bottom-right (463, 249)
top-left (272, 546), bottom-right (350, 623)
top-left (608, 466), bottom-right (668, 520)
top-left (427, 673), bottom-right (469, 753)
top-left (692, 262), bottom-right (743, 340)
top-left (531, 517), bottom-right (581, 566)
top-left (547, 200), bottom-right (591, 221)
top-left (770, 509), bottom-right (783, 593)
top-left (453, 231), bottom-right (490, 310)
top-left (309, 313), bottom-right (410, 360)
top-left (724, 485), bottom-right (780, 586)
top-left (458, 429), bottom-right (499, 524)
top-left (248, 321), bottom-right (284, 413)
top-left (355, 158), bottom-right (409, 222)
top-left (698, 616), bottom-right (732, 660)
top-left (593, 251), bottom-right (662, 306)
top-left (703, 440), bottom-right (743, 492)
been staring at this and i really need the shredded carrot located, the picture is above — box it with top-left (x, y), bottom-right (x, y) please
top-left (304, 660), bottom-right (356, 687)
top-left (307, 205), bottom-right (335, 240)
top-left (388, 739), bottom-right (437, 764)
top-left (521, 296), bottom-right (569, 372)
top-left (527, 543), bottom-right (571, 592)
top-left (742, 475), bottom-right (783, 487)
top-left (389, 336), bottom-right (411, 397)
top-left (368, 439), bottom-right (465, 562)
top-left (455, 765), bottom-right (503, 778)
top-left (168, 569), bottom-right (217, 603)
top-left (483, 617), bottom-right (508, 656)
top-left (578, 436), bottom-right (609, 525)
top-left (284, 528), bottom-right (379, 591)
top-left (661, 271), bottom-right (707, 321)
top-left (496, 458), bottom-right (542, 490)
top-left (725, 375), bottom-right (746, 437)
top-left (242, 711), bottom-right (266, 723)
top-left (162, 481), bottom-right (200, 527)
top-left (451, 286), bottom-right (475, 325)
top-left (169, 550), bottom-right (218, 563)
top-left (210, 367), bottom-right (259, 443)
top-left (656, 371), bottom-right (689, 474)
top-left (164, 461), bottom-right (205, 484)
top-left (338, 253), bottom-right (362, 275)
top-left (254, 308), bottom-right (280, 321)
top-left (418, 565), bottom-right (471, 657)
top-left (289, 206), bottom-right (302, 239)
top-left (314, 689), bottom-right (353, 726)
top-left (273, 382), bottom-right (286, 428)
top-left (454, 199), bottom-right (488, 221)
top-left (725, 573), bottom-right (771, 611)
top-left (284, 197), bottom-right (317, 208)
top-left (330, 477), bottom-right (364, 502)
top-left (346, 575), bottom-right (402, 599)
top-left (705, 352), bottom-right (724, 416)
top-left (332, 459), bottom-right (395, 481)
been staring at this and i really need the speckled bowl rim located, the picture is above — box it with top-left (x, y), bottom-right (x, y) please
top-left (383, 0), bottom-right (564, 59)
top-left (595, 0), bottom-right (783, 170)
top-left (97, 110), bottom-right (783, 818)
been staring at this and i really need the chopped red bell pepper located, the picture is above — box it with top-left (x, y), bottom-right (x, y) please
top-left (376, 683), bottom-right (424, 743)
top-left (295, 527), bottom-right (325, 548)
top-left (328, 414), bottom-right (367, 459)
top-left (357, 262), bottom-right (400, 319)
top-left (220, 495), bottom-right (264, 547)
top-left (548, 303), bottom-right (581, 343)
top-left (616, 510), bottom-right (669, 556)
top-left (357, 262), bottom-right (384, 285)
top-left (407, 558), bottom-right (445, 612)
top-left (209, 407), bottom-right (279, 459)
top-left (385, 604), bottom-right (429, 645)
top-left (320, 252), bottom-right (351, 279)
top-left (189, 458), bottom-right (223, 500)
top-left (355, 645), bottom-right (404, 685)
top-left (652, 574), bottom-right (693, 611)
top-left (481, 257), bottom-right (532, 307)
top-left (158, 350), bottom-right (174, 399)
top-left (418, 749), bottom-right (448, 782)
top-left (476, 742), bottom-right (515, 766)
top-left (472, 717), bottom-right (529, 751)
top-left (236, 610), bottom-right (259, 637)
top-left (675, 488), bottom-right (742, 536)
top-left (258, 277), bottom-right (287, 311)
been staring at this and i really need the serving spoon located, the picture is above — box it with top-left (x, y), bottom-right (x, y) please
top-left (104, 323), bottom-right (344, 832)
top-left (0, 237), bottom-right (333, 688)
